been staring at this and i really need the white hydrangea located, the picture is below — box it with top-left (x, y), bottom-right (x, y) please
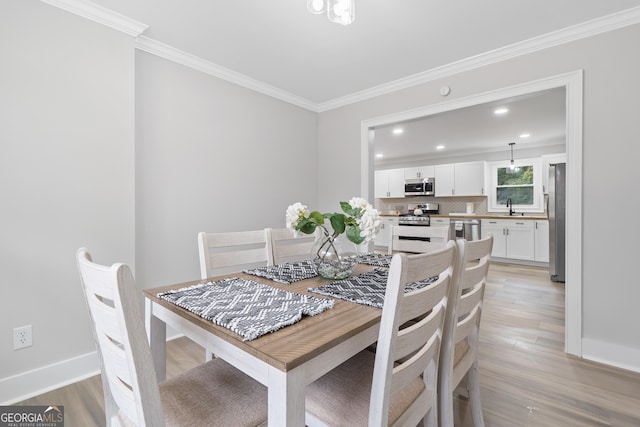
top-left (347, 198), bottom-right (381, 242)
top-left (348, 197), bottom-right (369, 210)
top-left (357, 205), bottom-right (381, 242)
top-left (285, 202), bottom-right (308, 230)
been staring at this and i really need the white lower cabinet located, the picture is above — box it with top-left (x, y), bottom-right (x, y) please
top-left (534, 220), bottom-right (549, 262)
top-left (481, 219), bottom-right (535, 261)
top-left (375, 217), bottom-right (399, 249)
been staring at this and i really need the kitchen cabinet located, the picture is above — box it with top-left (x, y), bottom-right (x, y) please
top-left (375, 169), bottom-right (405, 198)
top-left (430, 217), bottom-right (450, 227)
top-left (434, 161), bottom-right (485, 196)
top-left (481, 219), bottom-right (535, 261)
top-left (374, 217), bottom-right (399, 248)
top-left (404, 165), bottom-right (435, 180)
top-left (534, 220), bottom-right (549, 262)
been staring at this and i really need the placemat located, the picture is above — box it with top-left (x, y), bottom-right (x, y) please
top-left (243, 259), bottom-right (318, 284)
top-left (349, 252), bottom-right (393, 268)
top-left (308, 269), bottom-right (438, 309)
top-left (158, 277), bottom-right (334, 341)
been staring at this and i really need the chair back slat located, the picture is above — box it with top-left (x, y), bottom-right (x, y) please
top-left (368, 241), bottom-right (456, 426)
top-left (77, 248), bottom-right (165, 427)
top-left (198, 230), bottom-right (269, 278)
top-left (438, 235), bottom-right (493, 427)
top-left (266, 228), bottom-right (318, 266)
top-left (388, 225), bottom-right (450, 255)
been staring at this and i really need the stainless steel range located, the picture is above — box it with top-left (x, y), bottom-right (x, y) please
top-left (398, 203), bottom-right (439, 226)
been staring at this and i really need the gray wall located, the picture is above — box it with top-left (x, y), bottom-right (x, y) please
top-left (317, 23), bottom-right (640, 366)
top-left (0, 1), bottom-right (135, 400)
top-left (0, 0), bottom-right (316, 403)
top-left (134, 51), bottom-right (317, 290)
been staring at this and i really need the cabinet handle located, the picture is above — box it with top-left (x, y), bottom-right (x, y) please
top-left (515, 222), bottom-right (524, 225)
top-left (481, 187), bottom-right (484, 195)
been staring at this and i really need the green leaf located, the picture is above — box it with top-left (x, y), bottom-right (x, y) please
top-left (309, 211), bottom-right (325, 225)
top-left (346, 225), bottom-right (364, 244)
top-left (296, 218), bottom-right (317, 234)
top-left (340, 201), bottom-right (355, 216)
top-left (330, 213), bottom-right (346, 234)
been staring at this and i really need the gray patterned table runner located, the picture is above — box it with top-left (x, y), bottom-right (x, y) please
top-left (243, 259), bottom-right (318, 284)
top-left (308, 269), bottom-right (438, 309)
top-left (158, 277), bottom-right (335, 341)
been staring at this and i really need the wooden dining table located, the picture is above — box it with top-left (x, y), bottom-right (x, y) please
top-left (143, 263), bottom-right (382, 427)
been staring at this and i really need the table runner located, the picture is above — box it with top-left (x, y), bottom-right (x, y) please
top-left (158, 277), bottom-right (335, 341)
top-left (243, 259), bottom-right (318, 284)
top-left (308, 269), bottom-right (438, 309)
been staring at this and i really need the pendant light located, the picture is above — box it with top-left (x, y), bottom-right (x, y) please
top-left (508, 142), bottom-right (518, 171)
top-left (307, 0), bottom-right (326, 14)
top-left (308, 0), bottom-right (355, 25)
top-left (328, 0), bottom-right (355, 25)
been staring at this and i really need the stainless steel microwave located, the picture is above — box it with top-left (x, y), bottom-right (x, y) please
top-left (404, 177), bottom-right (435, 196)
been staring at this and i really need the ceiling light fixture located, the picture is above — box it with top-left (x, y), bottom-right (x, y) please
top-left (520, 133), bottom-right (531, 138)
top-left (308, 0), bottom-right (355, 25)
top-left (392, 128), bottom-right (403, 135)
top-left (494, 107), bottom-right (509, 115)
top-left (436, 144), bottom-right (445, 150)
top-left (508, 142), bottom-right (518, 171)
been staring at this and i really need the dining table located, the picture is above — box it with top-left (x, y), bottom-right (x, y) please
top-left (144, 259), bottom-right (389, 427)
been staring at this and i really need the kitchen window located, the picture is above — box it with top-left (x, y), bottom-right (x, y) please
top-left (488, 158), bottom-right (543, 213)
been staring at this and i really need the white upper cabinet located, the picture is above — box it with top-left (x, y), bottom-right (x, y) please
top-left (404, 165), bottom-right (435, 180)
top-left (455, 161), bottom-right (486, 196)
top-left (434, 162), bottom-right (485, 196)
top-left (375, 168), bottom-right (405, 198)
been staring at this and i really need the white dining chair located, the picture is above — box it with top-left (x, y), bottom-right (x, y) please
top-left (305, 240), bottom-right (457, 427)
top-left (438, 235), bottom-right (493, 427)
top-left (76, 248), bottom-right (268, 427)
top-left (197, 229), bottom-right (269, 279)
top-left (266, 227), bottom-right (318, 265)
top-left (388, 224), bottom-right (451, 255)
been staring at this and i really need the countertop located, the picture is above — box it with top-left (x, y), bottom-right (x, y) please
top-left (380, 213), bottom-right (547, 220)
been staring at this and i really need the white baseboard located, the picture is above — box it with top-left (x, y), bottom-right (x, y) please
top-left (0, 333), bottom-right (186, 405)
top-left (0, 351), bottom-right (100, 405)
top-left (582, 337), bottom-right (640, 373)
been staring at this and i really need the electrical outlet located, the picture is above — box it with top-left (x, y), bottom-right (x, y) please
top-left (13, 325), bottom-right (33, 350)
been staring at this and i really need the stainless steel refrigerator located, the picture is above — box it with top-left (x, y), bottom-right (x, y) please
top-left (548, 163), bottom-right (566, 282)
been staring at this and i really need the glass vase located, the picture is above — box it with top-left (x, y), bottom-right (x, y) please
top-left (311, 232), bottom-right (356, 280)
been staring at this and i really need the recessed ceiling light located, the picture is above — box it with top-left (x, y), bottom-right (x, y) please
top-left (392, 128), bottom-right (403, 135)
top-left (494, 107), bottom-right (509, 115)
top-left (376, 153), bottom-right (384, 158)
top-left (519, 133), bottom-right (531, 138)
top-left (436, 145), bottom-right (445, 150)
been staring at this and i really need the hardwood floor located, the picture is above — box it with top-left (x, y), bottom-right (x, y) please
top-left (17, 263), bottom-right (640, 426)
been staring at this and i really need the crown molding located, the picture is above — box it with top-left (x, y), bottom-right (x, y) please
top-left (317, 6), bottom-right (640, 112)
top-left (134, 37), bottom-right (318, 112)
top-left (40, 0), bottom-right (148, 37)
top-left (39, 1), bottom-right (640, 113)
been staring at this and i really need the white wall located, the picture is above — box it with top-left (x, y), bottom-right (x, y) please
top-left (0, 0), bottom-right (135, 401)
top-left (317, 24), bottom-right (640, 370)
top-left (134, 52), bottom-right (317, 290)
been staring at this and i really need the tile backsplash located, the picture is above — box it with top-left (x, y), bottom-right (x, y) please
top-left (376, 196), bottom-right (488, 215)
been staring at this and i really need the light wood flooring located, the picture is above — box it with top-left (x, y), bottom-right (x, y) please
top-left (18, 263), bottom-right (640, 426)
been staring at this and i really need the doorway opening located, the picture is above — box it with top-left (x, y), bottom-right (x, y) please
top-left (360, 70), bottom-right (583, 356)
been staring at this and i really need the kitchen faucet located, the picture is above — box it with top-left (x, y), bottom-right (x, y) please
top-left (506, 197), bottom-right (515, 216)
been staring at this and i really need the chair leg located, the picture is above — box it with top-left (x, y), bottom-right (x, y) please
top-left (468, 361), bottom-right (485, 427)
top-left (438, 382), bottom-right (455, 427)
